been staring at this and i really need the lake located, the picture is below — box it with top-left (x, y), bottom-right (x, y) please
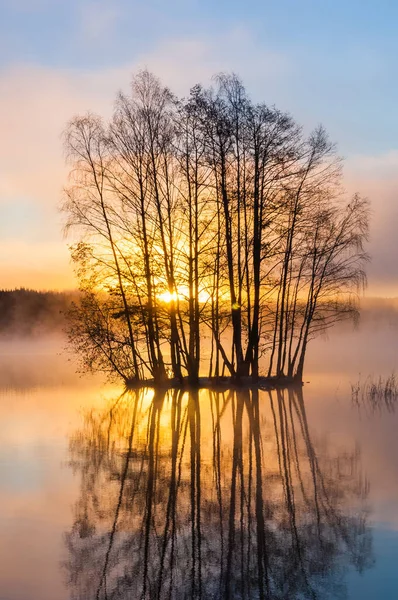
top-left (1, 316), bottom-right (398, 599)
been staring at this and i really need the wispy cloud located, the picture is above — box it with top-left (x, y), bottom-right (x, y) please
top-left (0, 28), bottom-right (288, 211)
top-left (78, 1), bottom-right (121, 42)
top-left (345, 152), bottom-right (398, 295)
top-left (0, 239), bottom-right (75, 290)
top-left (0, 31), bottom-right (311, 290)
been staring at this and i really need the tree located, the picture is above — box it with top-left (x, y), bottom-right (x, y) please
top-left (62, 70), bottom-right (369, 384)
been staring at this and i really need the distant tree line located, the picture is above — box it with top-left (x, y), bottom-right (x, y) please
top-left (0, 288), bottom-right (75, 336)
top-left (63, 71), bottom-right (369, 384)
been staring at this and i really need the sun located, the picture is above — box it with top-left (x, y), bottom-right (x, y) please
top-left (157, 291), bottom-right (178, 303)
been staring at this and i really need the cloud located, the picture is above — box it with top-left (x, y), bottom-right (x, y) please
top-left (0, 28), bottom-right (288, 205)
top-left (345, 152), bottom-right (398, 296)
top-left (0, 36), bottom-right (397, 296)
top-left (0, 62), bottom-right (124, 207)
top-left (78, 1), bottom-right (121, 42)
top-left (138, 27), bottom-right (289, 96)
top-left (0, 32), bottom-right (285, 289)
top-left (0, 239), bottom-right (75, 290)
top-left (347, 150), bottom-right (398, 182)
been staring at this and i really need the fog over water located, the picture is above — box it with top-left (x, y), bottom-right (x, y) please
top-left (1, 308), bottom-right (398, 599)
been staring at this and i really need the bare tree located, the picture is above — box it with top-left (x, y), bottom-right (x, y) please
top-left (62, 71), bottom-right (370, 384)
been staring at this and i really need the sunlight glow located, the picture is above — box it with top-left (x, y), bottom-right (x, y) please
top-left (157, 291), bottom-right (178, 303)
top-left (157, 288), bottom-right (211, 304)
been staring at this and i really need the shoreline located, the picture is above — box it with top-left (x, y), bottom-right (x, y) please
top-left (125, 375), bottom-right (304, 391)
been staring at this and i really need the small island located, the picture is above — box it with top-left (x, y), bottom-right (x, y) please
top-left (63, 71), bottom-right (369, 387)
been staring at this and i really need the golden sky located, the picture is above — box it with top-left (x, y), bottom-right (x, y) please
top-left (1, 2), bottom-right (398, 296)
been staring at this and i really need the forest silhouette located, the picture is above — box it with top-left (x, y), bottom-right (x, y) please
top-left (0, 289), bottom-right (75, 337)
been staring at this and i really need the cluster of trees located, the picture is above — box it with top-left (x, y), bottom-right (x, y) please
top-left (63, 71), bottom-right (369, 384)
top-left (64, 387), bottom-right (373, 599)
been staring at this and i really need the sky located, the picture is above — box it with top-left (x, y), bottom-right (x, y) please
top-left (1, 0), bottom-right (398, 295)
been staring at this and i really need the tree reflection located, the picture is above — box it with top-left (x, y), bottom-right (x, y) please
top-left (64, 386), bottom-right (373, 599)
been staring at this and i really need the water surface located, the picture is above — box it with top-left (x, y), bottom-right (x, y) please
top-left (0, 322), bottom-right (398, 599)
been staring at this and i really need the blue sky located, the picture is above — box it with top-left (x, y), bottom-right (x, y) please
top-left (2, 0), bottom-right (398, 154)
top-left (0, 0), bottom-right (398, 292)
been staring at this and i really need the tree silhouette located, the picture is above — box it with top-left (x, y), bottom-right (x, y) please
top-left (63, 71), bottom-right (369, 384)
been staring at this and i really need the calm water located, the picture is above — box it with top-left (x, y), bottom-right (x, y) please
top-left (1, 320), bottom-right (398, 599)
